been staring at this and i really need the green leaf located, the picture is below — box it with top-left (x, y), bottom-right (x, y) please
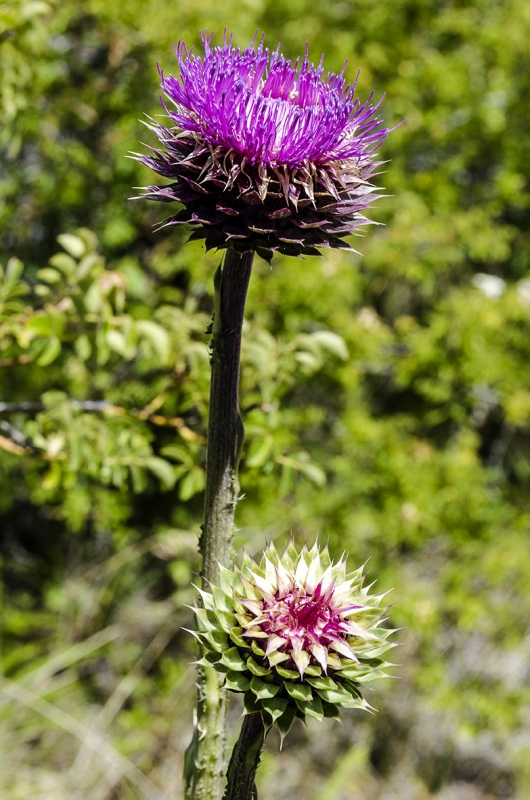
top-left (229, 628), bottom-right (249, 648)
top-left (202, 650), bottom-right (221, 666)
top-left (225, 671), bottom-right (250, 693)
top-left (321, 700), bottom-right (341, 719)
top-left (106, 329), bottom-right (129, 357)
top-left (36, 267), bottom-right (62, 284)
top-left (293, 460), bottom-right (326, 487)
top-left (212, 586), bottom-right (232, 613)
top-left (5, 257), bottom-right (24, 284)
top-left (260, 695), bottom-right (288, 723)
top-left (205, 630), bottom-right (229, 653)
top-left (326, 653), bottom-right (343, 670)
top-left (337, 666), bottom-right (371, 680)
top-left (306, 676), bottom-right (339, 691)
top-left (179, 467), bottom-right (205, 501)
top-left (251, 640), bottom-right (266, 657)
top-left (268, 650), bottom-right (289, 667)
top-left (360, 643), bottom-right (395, 658)
top-left (250, 676), bottom-right (279, 699)
top-left (57, 233), bottom-right (86, 259)
top-left (311, 330), bottom-right (349, 360)
top-left (160, 444), bottom-right (193, 465)
top-left (356, 655), bottom-right (383, 667)
top-left (246, 437), bottom-right (274, 469)
top-left (219, 565), bottom-right (234, 595)
top-left (145, 457), bottom-right (176, 490)
top-left (216, 611), bottom-right (238, 634)
top-left (314, 686), bottom-right (353, 704)
top-left (295, 693), bottom-right (324, 720)
top-left (275, 665), bottom-right (299, 680)
top-left (49, 252), bottom-right (77, 276)
top-left (194, 608), bottom-right (218, 632)
top-left (221, 648), bottom-right (247, 671)
top-left (277, 704), bottom-right (297, 747)
top-left (354, 671), bottom-right (390, 684)
top-left (342, 680), bottom-right (363, 698)
top-left (246, 656), bottom-right (271, 676)
top-left (136, 319), bottom-right (170, 364)
top-left (243, 690), bottom-right (259, 715)
top-left (74, 334), bottom-right (92, 361)
top-left (36, 336), bottom-right (61, 366)
top-left (26, 314), bottom-right (54, 337)
top-left (284, 682), bottom-right (313, 702)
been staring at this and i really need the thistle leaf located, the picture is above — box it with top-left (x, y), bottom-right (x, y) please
top-left (212, 586), bottom-right (233, 613)
top-left (194, 608), bottom-right (218, 632)
top-left (277, 704), bottom-right (297, 748)
top-left (230, 629), bottom-right (250, 648)
top-left (321, 700), bottom-right (341, 719)
top-left (216, 611), bottom-right (238, 634)
top-left (284, 682), bottom-right (313, 702)
top-left (251, 640), bottom-right (266, 657)
top-left (246, 656), bottom-right (271, 677)
top-left (268, 650), bottom-right (289, 667)
top-left (225, 671), bottom-right (251, 692)
top-left (306, 676), bottom-right (339, 691)
top-left (295, 693), bottom-right (324, 720)
top-left (205, 630), bottom-right (230, 653)
top-left (250, 676), bottom-right (280, 699)
top-left (276, 666), bottom-right (299, 680)
top-left (221, 648), bottom-right (247, 671)
top-left (260, 695), bottom-right (288, 722)
top-left (243, 690), bottom-right (259, 715)
top-left (314, 686), bottom-right (353, 704)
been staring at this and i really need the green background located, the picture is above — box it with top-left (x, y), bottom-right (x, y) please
top-left (2, 0), bottom-right (530, 797)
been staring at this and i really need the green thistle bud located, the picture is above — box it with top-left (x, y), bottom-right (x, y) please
top-left (191, 541), bottom-right (396, 741)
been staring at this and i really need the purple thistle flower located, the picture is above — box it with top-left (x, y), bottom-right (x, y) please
top-left (137, 32), bottom-right (393, 262)
top-left (191, 541), bottom-right (395, 738)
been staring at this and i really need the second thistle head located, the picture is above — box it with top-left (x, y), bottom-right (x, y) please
top-left (191, 541), bottom-right (396, 740)
top-left (137, 32), bottom-right (392, 262)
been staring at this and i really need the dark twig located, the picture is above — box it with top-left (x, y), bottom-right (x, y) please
top-left (222, 714), bottom-right (265, 800)
top-left (185, 248), bottom-right (254, 800)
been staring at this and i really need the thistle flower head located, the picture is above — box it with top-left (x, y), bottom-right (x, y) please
top-left (192, 541), bottom-right (395, 738)
top-left (137, 32), bottom-right (393, 261)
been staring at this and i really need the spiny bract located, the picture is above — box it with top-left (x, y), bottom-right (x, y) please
top-left (137, 32), bottom-right (391, 262)
top-left (191, 541), bottom-right (395, 739)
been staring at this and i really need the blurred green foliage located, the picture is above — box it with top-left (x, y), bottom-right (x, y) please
top-left (2, 0), bottom-right (530, 797)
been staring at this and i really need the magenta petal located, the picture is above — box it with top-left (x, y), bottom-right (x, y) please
top-left (160, 35), bottom-right (389, 169)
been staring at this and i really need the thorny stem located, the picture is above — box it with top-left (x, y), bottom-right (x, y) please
top-left (184, 248), bottom-right (254, 800)
top-left (222, 714), bottom-right (265, 800)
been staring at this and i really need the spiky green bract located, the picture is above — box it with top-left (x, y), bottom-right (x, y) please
top-left (191, 541), bottom-right (395, 740)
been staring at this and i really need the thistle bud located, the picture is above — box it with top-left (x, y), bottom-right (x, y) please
top-left (191, 541), bottom-right (395, 740)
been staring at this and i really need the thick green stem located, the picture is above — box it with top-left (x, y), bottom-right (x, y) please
top-left (185, 248), bottom-right (254, 800)
top-left (222, 714), bottom-right (265, 800)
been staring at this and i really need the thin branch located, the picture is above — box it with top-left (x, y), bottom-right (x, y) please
top-left (0, 398), bottom-right (202, 448)
top-left (0, 420), bottom-right (36, 454)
